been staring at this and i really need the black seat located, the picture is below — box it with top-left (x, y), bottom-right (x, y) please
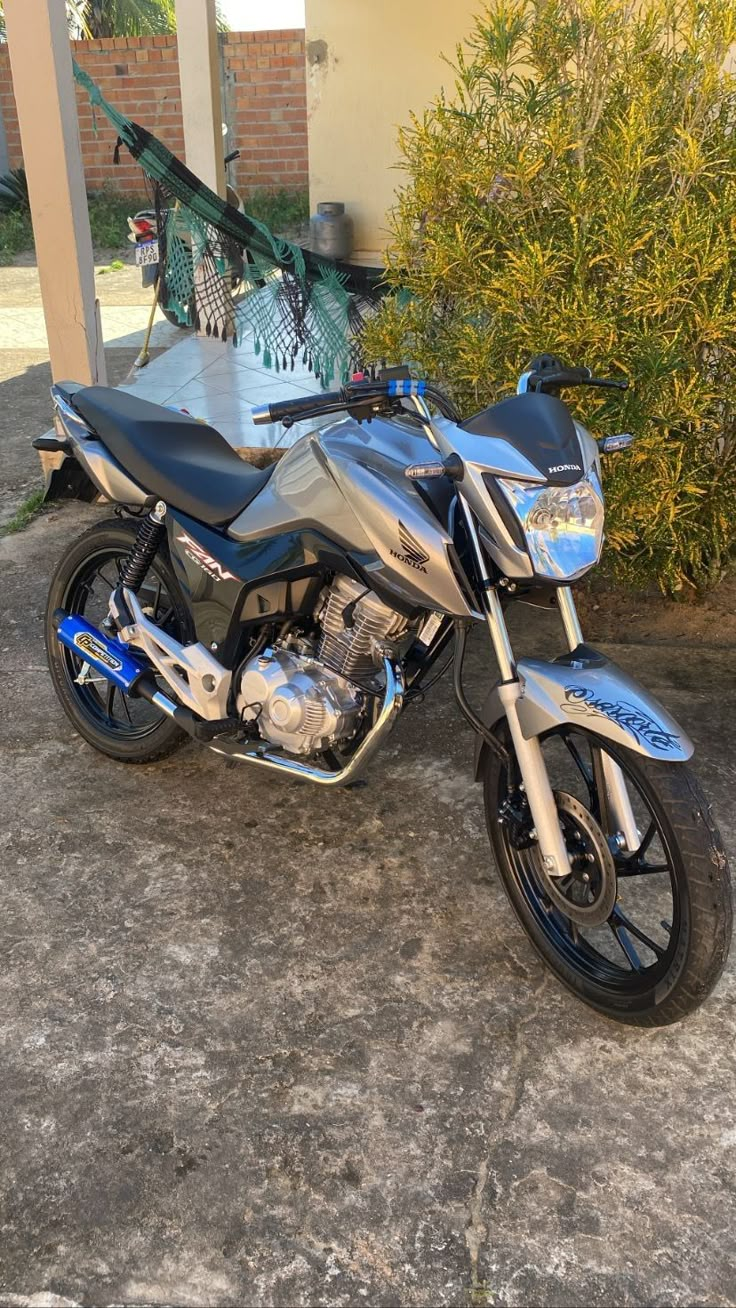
top-left (72, 386), bottom-right (274, 526)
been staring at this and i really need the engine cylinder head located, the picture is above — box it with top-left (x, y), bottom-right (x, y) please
top-left (318, 576), bottom-right (410, 682)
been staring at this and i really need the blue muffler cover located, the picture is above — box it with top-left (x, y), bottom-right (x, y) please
top-left (54, 613), bottom-right (148, 694)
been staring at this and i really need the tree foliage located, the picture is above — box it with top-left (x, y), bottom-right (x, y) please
top-left (0, 1), bottom-right (228, 40)
top-left (81, 1), bottom-right (177, 38)
top-left (362, 0), bottom-right (736, 592)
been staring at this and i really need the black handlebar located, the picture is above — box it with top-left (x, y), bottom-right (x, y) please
top-left (251, 385), bottom-right (364, 428)
top-left (251, 361), bottom-right (627, 430)
top-left (251, 377), bottom-right (461, 428)
top-left (522, 356), bottom-right (629, 395)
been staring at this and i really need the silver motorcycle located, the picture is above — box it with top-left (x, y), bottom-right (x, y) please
top-left (38, 357), bottom-right (732, 1025)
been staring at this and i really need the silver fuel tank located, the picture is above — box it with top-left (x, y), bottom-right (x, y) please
top-left (227, 414), bottom-right (476, 618)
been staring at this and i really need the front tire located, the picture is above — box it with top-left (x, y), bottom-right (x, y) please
top-left (45, 517), bottom-right (191, 764)
top-left (483, 727), bottom-right (732, 1026)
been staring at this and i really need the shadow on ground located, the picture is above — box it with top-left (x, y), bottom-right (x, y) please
top-left (1, 505), bottom-right (735, 1306)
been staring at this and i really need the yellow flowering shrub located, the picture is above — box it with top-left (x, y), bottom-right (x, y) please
top-left (361, 0), bottom-right (736, 591)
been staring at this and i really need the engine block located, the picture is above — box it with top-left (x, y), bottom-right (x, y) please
top-left (237, 647), bottom-right (361, 756)
top-left (318, 576), bottom-right (410, 682)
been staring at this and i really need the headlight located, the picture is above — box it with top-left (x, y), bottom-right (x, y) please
top-left (497, 469), bottom-right (604, 580)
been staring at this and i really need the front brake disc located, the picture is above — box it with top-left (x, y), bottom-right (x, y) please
top-left (533, 790), bottom-right (617, 928)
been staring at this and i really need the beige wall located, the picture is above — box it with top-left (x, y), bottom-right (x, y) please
top-left (305, 0), bottom-right (478, 259)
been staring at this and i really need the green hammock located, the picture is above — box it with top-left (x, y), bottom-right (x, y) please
top-left (73, 61), bottom-right (386, 383)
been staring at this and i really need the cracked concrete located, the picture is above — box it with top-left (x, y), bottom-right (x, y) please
top-left (1, 504), bottom-right (736, 1306)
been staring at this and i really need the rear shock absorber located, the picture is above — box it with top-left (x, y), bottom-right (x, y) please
top-left (119, 500), bottom-right (167, 593)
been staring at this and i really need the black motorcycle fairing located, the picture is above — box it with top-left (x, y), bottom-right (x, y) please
top-left (461, 392), bottom-right (585, 486)
top-left (72, 387), bottom-right (273, 525)
top-left (165, 509), bottom-right (398, 669)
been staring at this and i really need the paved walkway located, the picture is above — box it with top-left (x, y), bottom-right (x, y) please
top-left (0, 264), bottom-right (327, 527)
top-left (1, 500), bottom-right (736, 1305)
top-left (2, 263), bottom-right (736, 1306)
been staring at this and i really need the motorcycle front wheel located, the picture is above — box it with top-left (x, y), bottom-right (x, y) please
top-left (483, 726), bottom-right (732, 1025)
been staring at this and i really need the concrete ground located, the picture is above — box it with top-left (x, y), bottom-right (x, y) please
top-left (1, 494), bottom-right (736, 1305)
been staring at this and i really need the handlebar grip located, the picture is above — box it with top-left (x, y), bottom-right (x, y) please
top-left (251, 390), bottom-right (345, 426)
top-left (527, 370), bottom-right (629, 394)
top-left (250, 377), bottom-right (441, 427)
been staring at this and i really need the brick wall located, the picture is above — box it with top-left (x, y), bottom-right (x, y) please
top-left (0, 30), bottom-right (308, 199)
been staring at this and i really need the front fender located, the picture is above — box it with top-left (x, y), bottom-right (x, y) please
top-left (473, 651), bottom-right (693, 779)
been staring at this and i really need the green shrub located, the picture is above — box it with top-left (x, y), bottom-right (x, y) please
top-left (0, 167), bottom-right (30, 214)
top-left (242, 187), bottom-right (309, 235)
top-left (86, 188), bottom-right (146, 248)
top-left (0, 207), bottom-right (34, 263)
top-left (362, 0), bottom-right (736, 593)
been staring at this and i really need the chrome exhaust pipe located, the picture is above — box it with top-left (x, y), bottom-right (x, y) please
top-left (207, 657), bottom-right (404, 787)
top-left (55, 609), bottom-right (404, 789)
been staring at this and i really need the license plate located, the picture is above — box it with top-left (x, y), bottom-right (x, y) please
top-left (135, 239), bottom-right (159, 266)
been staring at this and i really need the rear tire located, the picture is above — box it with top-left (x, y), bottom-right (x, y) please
top-left (45, 517), bottom-right (191, 764)
top-left (483, 727), bottom-right (732, 1026)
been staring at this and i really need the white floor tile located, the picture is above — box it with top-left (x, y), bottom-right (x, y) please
top-left (105, 329), bottom-right (330, 449)
top-left (118, 382), bottom-right (179, 405)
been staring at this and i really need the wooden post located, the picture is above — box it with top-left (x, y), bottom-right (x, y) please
top-left (175, 0), bottom-right (233, 340)
top-left (4, 0), bottom-right (106, 390)
top-left (175, 0), bottom-right (226, 198)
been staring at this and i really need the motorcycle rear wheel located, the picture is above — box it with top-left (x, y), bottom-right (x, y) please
top-left (45, 518), bottom-right (191, 764)
top-left (482, 725), bottom-right (732, 1025)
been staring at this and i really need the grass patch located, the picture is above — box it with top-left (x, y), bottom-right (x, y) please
top-left (98, 258), bottom-right (126, 275)
top-left (242, 187), bottom-right (309, 234)
top-left (0, 207), bottom-right (34, 264)
top-left (1, 487), bottom-right (47, 535)
top-left (87, 189), bottom-right (145, 248)
top-left (0, 188), bottom-right (146, 263)
top-left (0, 185), bottom-right (308, 263)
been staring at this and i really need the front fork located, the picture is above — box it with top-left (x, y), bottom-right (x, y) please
top-left (459, 497), bottom-right (639, 876)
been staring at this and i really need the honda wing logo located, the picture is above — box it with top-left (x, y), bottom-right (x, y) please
top-left (390, 521), bottom-right (429, 574)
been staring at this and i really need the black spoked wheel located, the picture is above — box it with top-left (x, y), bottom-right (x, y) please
top-left (483, 726), bottom-right (732, 1025)
top-left (46, 518), bottom-right (190, 764)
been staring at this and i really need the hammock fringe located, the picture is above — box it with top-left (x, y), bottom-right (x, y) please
top-left (73, 60), bottom-right (385, 382)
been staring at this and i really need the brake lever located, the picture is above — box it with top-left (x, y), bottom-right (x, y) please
top-left (587, 377), bottom-right (629, 391)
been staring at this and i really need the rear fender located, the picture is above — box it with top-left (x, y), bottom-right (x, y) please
top-left (51, 386), bottom-right (150, 507)
top-left (473, 651), bottom-right (693, 779)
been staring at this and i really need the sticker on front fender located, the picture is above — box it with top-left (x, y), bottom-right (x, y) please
top-left (560, 684), bottom-right (682, 752)
top-left (514, 657), bottom-right (693, 761)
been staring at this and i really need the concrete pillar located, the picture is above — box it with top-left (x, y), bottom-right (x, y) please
top-left (175, 0), bottom-right (226, 198)
top-left (3, 0), bottom-right (106, 387)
